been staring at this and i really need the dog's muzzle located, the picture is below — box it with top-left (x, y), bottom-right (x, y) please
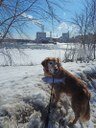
top-left (54, 68), bottom-right (59, 74)
top-left (47, 61), bottom-right (60, 75)
top-left (48, 66), bottom-right (59, 75)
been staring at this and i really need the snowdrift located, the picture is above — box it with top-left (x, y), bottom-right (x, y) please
top-left (0, 62), bottom-right (96, 128)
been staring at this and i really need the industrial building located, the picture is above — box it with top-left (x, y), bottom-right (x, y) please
top-left (36, 32), bottom-right (46, 43)
top-left (35, 31), bottom-right (70, 43)
top-left (59, 32), bottom-right (69, 42)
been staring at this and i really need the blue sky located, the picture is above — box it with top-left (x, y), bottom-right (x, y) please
top-left (14, 0), bottom-right (84, 39)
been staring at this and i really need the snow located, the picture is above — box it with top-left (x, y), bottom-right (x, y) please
top-left (0, 61), bottom-right (95, 105)
top-left (0, 43), bottom-right (96, 127)
top-left (0, 48), bottom-right (66, 66)
top-left (0, 43), bottom-right (81, 66)
top-left (0, 65), bottom-right (44, 105)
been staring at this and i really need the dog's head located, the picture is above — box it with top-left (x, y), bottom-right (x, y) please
top-left (41, 57), bottom-right (61, 77)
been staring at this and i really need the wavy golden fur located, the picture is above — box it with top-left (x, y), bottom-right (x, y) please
top-left (41, 57), bottom-right (91, 125)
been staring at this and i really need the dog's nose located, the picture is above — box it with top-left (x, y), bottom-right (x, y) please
top-left (55, 68), bottom-right (58, 71)
top-left (54, 68), bottom-right (58, 74)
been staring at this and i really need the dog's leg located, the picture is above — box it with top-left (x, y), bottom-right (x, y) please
top-left (68, 100), bottom-right (80, 126)
top-left (72, 114), bottom-right (80, 124)
top-left (52, 87), bottom-right (62, 108)
top-left (53, 90), bottom-right (60, 103)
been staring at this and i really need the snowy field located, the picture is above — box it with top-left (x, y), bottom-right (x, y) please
top-left (0, 43), bottom-right (75, 66)
top-left (0, 43), bottom-right (96, 128)
top-left (0, 42), bottom-right (91, 66)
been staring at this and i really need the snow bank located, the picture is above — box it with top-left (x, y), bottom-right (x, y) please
top-left (0, 61), bottom-right (96, 128)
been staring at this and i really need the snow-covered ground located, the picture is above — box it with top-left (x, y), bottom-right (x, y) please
top-left (0, 43), bottom-right (96, 128)
top-left (0, 42), bottom-right (91, 66)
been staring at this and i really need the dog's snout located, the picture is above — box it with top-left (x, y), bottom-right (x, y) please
top-left (54, 69), bottom-right (58, 74)
top-left (54, 66), bottom-right (59, 73)
top-left (54, 68), bottom-right (58, 72)
top-left (54, 65), bottom-right (58, 68)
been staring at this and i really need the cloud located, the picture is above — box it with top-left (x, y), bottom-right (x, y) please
top-left (53, 22), bottom-right (79, 37)
top-left (22, 13), bottom-right (43, 26)
top-left (58, 22), bottom-right (69, 31)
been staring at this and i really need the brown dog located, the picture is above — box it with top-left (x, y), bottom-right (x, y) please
top-left (41, 57), bottom-right (91, 125)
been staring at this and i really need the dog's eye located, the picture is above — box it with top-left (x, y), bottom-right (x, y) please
top-left (49, 62), bottom-right (53, 65)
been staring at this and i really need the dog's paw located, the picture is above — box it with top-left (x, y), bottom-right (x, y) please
top-left (68, 118), bottom-right (75, 127)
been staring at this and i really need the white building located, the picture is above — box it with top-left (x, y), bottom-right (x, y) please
top-left (60, 32), bottom-right (69, 42)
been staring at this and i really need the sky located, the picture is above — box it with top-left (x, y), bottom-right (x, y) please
top-left (14, 0), bottom-right (84, 39)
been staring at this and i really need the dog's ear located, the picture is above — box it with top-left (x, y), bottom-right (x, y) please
top-left (41, 57), bottom-right (50, 67)
top-left (57, 58), bottom-right (61, 63)
top-left (41, 59), bottom-right (46, 67)
top-left (57, 58), bottom-right (61, 66)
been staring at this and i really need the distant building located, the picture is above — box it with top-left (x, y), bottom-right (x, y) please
top-left (59, 32), bottom-right (69, 42)
top-left (36, 32), bottom-right (46, 43)
top-left (35, 31), bottom-right (70, 43)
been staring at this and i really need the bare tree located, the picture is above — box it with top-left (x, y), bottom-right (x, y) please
top-left (90, 0), bottom-right (96, 59)
top-left (72, 3), bottom-right (91, 44)
top-left (0, 0), bottom-right (66, 44)
top-left (72, 0), bottom-right (96, 62)
top-left (0, 0), bottom-right (3, 6)
top-left (0, 0), bottom-right (67, 65)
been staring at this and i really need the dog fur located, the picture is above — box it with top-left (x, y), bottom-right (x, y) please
top-left (41, 57), bottom-right (91, 125)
